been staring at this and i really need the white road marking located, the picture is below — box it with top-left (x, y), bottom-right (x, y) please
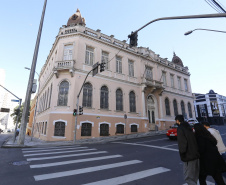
top-left (82, 167), bottom-right (170, 185)
top-left (136, 138), bottom-right (168, 143)
top-left (34, 160), bottom-right (142, 181)
top-left (30, 155), bottom-right (123, 168)
top-left (22, 145), bottom-right (80, 151)
top-left (27, 151), bottom-right (108, 161)
top-left (24, 148), bottom-right (96, 157)
top-left (113, 142), bottom-right (179, 152)
top-left (183, 180), bottom-right (214, 185)
top-left (162, 144), bottom-right (178, 147)
top-left (23, 147), bottom-right (87, 153)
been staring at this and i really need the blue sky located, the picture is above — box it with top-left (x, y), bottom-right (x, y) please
top-left (1, 0), bottom-right (226, 101)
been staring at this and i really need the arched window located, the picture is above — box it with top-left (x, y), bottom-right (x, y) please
top-left (173, 99), bottom-right (178, 116)
top-left (81, 123), bottom-right (92, 136)
top-left (152, 111), bottom-right (155, 123)
top-left (54, 121), bottom-right (65, 137)
top-left (131, 125), bottom-right (138, 132)
top-left (100, 86), bottom-right (108, 109)
top-left (116, 124), bottom-right (124, 134)
top-left (58, 81), bottom-right (69, 106)
top-left (116, 89), bottom-right (123, 111)
top-left (129, 91), bottom-right (136, 112)
top-left (165, 98), bottom-right (171, 116)
top-left (82, 83), bottom-right (92, 108)
top-left (100, 124), bottom-right (109, 136)
top-left (46, 88), bottom-right (49, 109)
top-left (181, 101), bottom-right (186, 117)
top-left (188, 102), bottom-right (193, 118)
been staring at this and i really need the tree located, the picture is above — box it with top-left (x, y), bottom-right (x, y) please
top-left (10, 102), bottom-right (30, 128)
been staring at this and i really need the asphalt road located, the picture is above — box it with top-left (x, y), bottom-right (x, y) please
top-left (1, 125), bottom-right (226, 185)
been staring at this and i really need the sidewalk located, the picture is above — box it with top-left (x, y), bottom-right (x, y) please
top-left (2, 130), bottom-right (167, 148)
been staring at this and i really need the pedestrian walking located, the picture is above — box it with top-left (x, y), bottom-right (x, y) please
top-left (175, 115), bottom-right (200, 185)
top-left (194, 123), bottom-right (226, 185)
top-left (202, 121), bottom-right (226, 184)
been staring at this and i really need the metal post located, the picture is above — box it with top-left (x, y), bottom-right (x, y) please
top-left (18, 0), bottom-right (47, 145)
top-left (13, 99), bottom-right (22, 143)
top-left (73, 70), bottom-right (92, 144)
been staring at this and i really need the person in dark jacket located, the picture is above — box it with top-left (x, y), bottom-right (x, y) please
top-left (194, 123), bottom-right (226, 185)
top-left (175, 115), bottom-right (200, 185)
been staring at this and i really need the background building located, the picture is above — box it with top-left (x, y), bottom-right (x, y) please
top-left (33, 9), bottom-right (195, 141)
top-left (194, 89), bottom-right (226, 125)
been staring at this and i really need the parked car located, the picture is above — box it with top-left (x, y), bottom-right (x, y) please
top-left (187, 118), bottom-right (199, 126)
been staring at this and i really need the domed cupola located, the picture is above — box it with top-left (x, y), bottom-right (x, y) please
top-left (67, 9), bottom-right (86, 27)
top-left (172, 52), bottom-right (184, 67)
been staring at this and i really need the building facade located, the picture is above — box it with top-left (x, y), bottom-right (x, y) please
top-left (194, 90), bottom-right (226, 125)
top-left (32, 9), bottom-right (195, 141)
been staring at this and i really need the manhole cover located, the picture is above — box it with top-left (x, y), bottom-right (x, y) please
top-left (11, 161), bottom-right (30, 166)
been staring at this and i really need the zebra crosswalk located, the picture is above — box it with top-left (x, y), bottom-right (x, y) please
top-left (21, 145), bottom-right (179, 184)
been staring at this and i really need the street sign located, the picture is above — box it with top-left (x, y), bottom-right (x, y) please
top-left (11, 99), bottom-right (20, 102)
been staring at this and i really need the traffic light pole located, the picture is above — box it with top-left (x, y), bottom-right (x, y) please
top-left (128, 13), bottom-right (226, 46)
top-left (73, 69), bottom-right (92, 144)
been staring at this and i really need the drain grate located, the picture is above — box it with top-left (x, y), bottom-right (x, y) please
top-left (11, 161), bottom-right (30, 166)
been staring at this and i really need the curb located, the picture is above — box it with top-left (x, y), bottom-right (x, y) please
top-left (2, 131), bottom-right (167, 148)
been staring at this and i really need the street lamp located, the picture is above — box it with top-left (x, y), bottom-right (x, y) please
top-left (24, 67), bottom-right (40, 141)
top-left (184, 28), bottom-right (226, 35)
top-left (18, 0), bottom-right (47, 145)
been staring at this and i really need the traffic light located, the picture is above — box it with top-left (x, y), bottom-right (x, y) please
top-left (128, 31), bottom-right (138, 47)
top-left (100, 62), bottom-right (105, 72)
top-left (79, 106), bottom-right (83, 115)
top-left (73, 109), bottom-right (77, 116)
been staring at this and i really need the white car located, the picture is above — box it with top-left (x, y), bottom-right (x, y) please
top-left (187, 118), bottom-right (199, 126)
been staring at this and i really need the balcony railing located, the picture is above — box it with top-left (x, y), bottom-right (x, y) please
top-left (53, 60), bottom-right (75, 78)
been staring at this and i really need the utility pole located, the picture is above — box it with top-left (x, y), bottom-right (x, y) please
top-left (18, 0), bottom-right (47, 145)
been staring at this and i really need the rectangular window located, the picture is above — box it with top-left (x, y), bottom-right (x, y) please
top-left (162, 71), bottom-right (167, 86)
top-left (85, 46), bottom-right (94, 65)
top-left (177, 76), bottom-right (181, 90)
top-left (170, 74), bottom-right (174, 88)
top-left (101, 51), bottom-right (109, 70)
top-left (128, 60), bottom-right (134, 77)
top-left (63, 45), bottom-right (73, 61)
top-left (116, 56), bottom-right (122, 74)
top-left (184, 79), bottom-right (188, 91)
top-left (145, 67), bottom-right (153, 80)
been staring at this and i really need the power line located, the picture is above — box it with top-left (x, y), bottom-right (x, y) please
top-left (205, 0), bottom-right (226, 13)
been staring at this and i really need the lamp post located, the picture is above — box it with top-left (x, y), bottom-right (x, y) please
top-left (184, 28), bottom-right (226, 35)
top-left (18, 0), bottom-right (47, 145)
top-left (24, 67), bottom-right (40, 141)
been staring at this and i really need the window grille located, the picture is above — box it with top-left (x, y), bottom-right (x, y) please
top-left (100, 124), bottom-right (109, 136)
top-left (58, 81), bottom-right (69, 106)
top-left (100, 86), bottom-right (109, 109)
top-left (54, 122), bottom-right (65, 137)
top-left (131, 125), bottom-right (138, 132)
top-left (116, 124), bottom-right (124, 134)
top-left (81, 123), bottom-right (92, 136)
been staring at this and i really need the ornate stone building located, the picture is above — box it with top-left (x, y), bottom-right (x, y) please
top-left (32, 9), bottom-right (195, 141)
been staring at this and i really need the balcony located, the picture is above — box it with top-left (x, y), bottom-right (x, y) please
top-left (53, 60), bottom-right (75, 78)
top-left (142, 76), bottom-right (164, 93)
